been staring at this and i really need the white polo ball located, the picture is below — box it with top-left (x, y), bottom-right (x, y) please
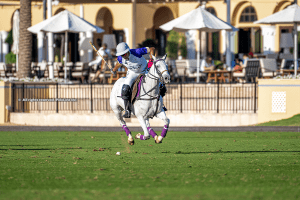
top-left (116, 152), bottom-right (121, 155)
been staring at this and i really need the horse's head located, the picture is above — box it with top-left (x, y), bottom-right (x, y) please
top-left (152, 54), bottom-right (170, 84)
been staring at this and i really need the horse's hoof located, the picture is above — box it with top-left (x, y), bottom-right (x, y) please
top-left (135, 133), bottom-right (141, 139)
top-left (128, 138), bottom-right (134, 145)
top-left (154, 135), bottom-right (159, 143)
top-left (156, 136), bottom-right (163, 144)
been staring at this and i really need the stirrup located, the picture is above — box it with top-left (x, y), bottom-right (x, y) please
top-left (123, 110), bottom-right (131, 118)
top-left (163, 106), bottom-right (167, 111)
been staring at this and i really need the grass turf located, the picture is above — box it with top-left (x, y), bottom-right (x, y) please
top-left (256, 114), bottom-right (300, 126)
top-left (0, 131), bottom-right (299, 200)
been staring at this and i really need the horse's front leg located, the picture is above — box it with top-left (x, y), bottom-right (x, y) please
top-left (145, 119), bottom-right (160, 144)
top-left (155, 110), bottom-right (170, 143)
top-left (135, 116), bottom-right (150, 140)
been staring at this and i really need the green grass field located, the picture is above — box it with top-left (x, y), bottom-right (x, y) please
top-left (257, 114), bottom-right (300, 126)
top-left (0, 130), bottom-right (300, 200)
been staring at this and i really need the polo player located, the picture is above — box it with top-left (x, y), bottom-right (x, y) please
top-left (111, 42), bottom-right (160, 118)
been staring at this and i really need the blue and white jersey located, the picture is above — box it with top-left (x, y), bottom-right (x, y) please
top-left (117, 47), bottom-right (148, 74)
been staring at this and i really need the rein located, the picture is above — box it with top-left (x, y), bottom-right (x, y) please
top-left (146, 59), bottom-right (164, 81)
top-left (135, 59), bottom-right (168, 117)
top-left (136, 59), bottom-right (165, 101)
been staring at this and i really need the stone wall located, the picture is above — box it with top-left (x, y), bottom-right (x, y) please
top-left (10, 112), bottom-right (258, 127)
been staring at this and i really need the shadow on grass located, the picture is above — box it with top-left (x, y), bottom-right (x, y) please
top-left (0, 148), bottom-right (69, 151)
top-left (0, 147), bottom-right (114, 151)
top-left (161, 150), bottom-right (300, 154)
top-left (0, 145), bottom-right (51, 147)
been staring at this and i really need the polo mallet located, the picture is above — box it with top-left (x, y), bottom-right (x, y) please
top-left (89, 41), bottom-right (113, 73)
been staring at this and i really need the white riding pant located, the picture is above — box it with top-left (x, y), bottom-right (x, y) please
top-left (124, 70), bottom-right (144, 87)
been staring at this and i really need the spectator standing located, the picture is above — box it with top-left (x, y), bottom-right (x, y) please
top-left (89, 43), bottom-right (113, 82)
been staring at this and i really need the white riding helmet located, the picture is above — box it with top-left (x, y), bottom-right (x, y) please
top-left (116, 42), bottom-right (130, 56)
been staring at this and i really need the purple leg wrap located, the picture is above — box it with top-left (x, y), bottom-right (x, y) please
top-left (161, 125), bottom-right (168, 138)
top-left (147, 127), bottom-right (157, 138)
top-left (122, 125), bottom-right (131, 136)
top-left (140, 135), bottom-right (145, 140)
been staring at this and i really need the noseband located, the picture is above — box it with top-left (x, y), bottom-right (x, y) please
top-left (137, 58), bottom-right (168, 100)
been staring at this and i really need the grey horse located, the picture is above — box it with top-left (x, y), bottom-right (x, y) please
top-left (109, 54), bottom-right (171, 145)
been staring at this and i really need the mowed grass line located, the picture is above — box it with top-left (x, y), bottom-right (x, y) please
top-left (0, 131), bottom-right (299, 200)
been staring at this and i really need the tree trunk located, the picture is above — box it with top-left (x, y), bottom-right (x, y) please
top-left (17, 0), bottom-right (32, 78)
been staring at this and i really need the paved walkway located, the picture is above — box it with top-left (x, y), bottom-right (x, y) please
top-left (0, 126), bottom-right (299, 132)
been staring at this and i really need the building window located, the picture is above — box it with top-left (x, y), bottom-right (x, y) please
top-left (206, 7), bottom-right (217, 16)
top-left (239, 6), bottom-right (257, 22)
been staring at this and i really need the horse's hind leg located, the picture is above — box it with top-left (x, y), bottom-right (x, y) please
top-left (145, 119), bottom-right (159, 143)
top-left (114, 107), bottom-right (134, 145)
top-left (135, 116), bottom-right (150, 140)
top-left (155, 111), bottom-right (170, 143)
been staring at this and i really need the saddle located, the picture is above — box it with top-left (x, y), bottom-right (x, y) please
top-left (131, 74), bottom-right (144, 105)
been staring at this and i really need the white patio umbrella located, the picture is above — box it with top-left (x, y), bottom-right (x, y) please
top-left (254, 4), bottom-right (300, 76)
top-left (11, 10), bottom-right (19, 71)
top-left (160, 6), bottom-right (236, 82)
top-left (28, 10), bottom-right (104, 81)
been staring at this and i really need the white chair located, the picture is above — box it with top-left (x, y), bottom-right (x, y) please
top-left (185, 59), bottom-right (206, 81)
top-left (5, 63), bottom-right (17, 77)
top-left (59, 62), bottom-right (73, 78)
top-left (280, 59), bottom-right (300, 75)
top-left (259, 58), bottom-right (277, 78)
top-left (166, 59), bottom-right (177, 81)
top-left (0, 63), bottom-right (6, 77)
top-left (37, 62), bottom-right (48, 78)
top-left (53, 62), bottom-right (63, 78)
top-left (175, 60), bottom-right (187, 82)
top-left (89, 64), bottom-right (97, 81)
top-left (72, 62), bottom-right (89, 83)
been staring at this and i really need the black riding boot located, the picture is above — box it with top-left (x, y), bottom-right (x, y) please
top-left (121, 84), bottom-right (132, 118)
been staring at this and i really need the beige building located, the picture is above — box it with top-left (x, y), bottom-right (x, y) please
top-left (0, 0), bottom-right (297, 63)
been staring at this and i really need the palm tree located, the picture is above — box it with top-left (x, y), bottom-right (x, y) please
top-left (17, 0), bottom-right (32, 78)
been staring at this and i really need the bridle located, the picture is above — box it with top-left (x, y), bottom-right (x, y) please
top-left (135, 58), bottom-right (169, 118)
top-left (154, 58), bottom-right (168, 76)
top-left (136, 58), bottom-right (168, 101)
top-left (147, 58), bottom-right (168, 82)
